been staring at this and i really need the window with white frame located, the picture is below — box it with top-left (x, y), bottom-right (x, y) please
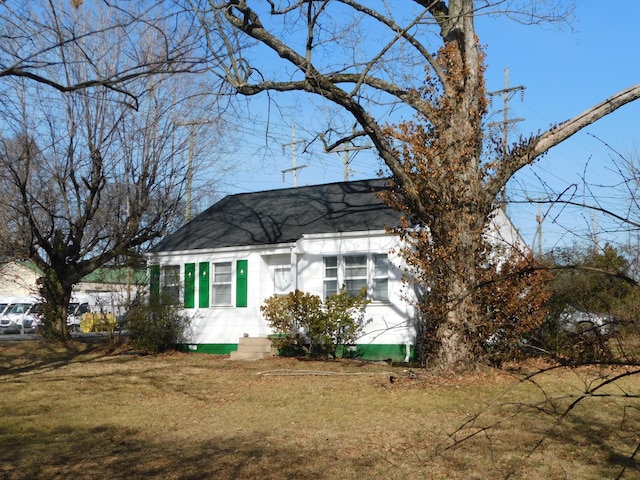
top-left (211, 262), bottom-right (232, 305)
top-left (273, 265), bottom-right (292, 294)
top-left (161, 265), bottom-right (180, 302)
top-left (323, 256), bottom-right (338, 299)
top-left (372, 254), bottom-right (389, 301)
top-left (344, 255), bottom-right (368, 297)
top-left (323, 254), bottom-right (389, 301)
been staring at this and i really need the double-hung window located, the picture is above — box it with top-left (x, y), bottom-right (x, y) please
top-left (161, 265), bottom-right (180, 302)
top-left (323, 257), bottom-right (338, 299)
top-left (344, 255), bottom-right (368, 297)
top-left (372, 254), bottom-right (389, 301)
top-left (211, 262), bottom-right (232, 305)
top-left (323, 254), bottom-right (389, 301)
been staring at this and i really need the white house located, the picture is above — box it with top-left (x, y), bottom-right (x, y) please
top-left (148, 178), bottom-right (525, 362)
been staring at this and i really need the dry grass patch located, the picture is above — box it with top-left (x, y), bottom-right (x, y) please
top-left (0, 339), bottom-right (638, 479)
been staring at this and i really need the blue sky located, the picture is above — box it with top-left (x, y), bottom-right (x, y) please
top-left (212, 2), bottom-right (640, 252)
top-left (477, 2), bottom-right (640, 251)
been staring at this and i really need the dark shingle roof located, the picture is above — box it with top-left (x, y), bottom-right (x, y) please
top-left (152, 178), bottom-right (401, 252)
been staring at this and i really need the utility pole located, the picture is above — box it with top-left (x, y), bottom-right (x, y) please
top-left (282, 125), bottom-right (307, 187)
top-left (488, 67), bottom-right (525, 204)
top-left (323, 126), bottom-right (371, 181)
top-left (177, 119), bottom-right (210, 222)
top-left (536, 202), bottom-right (543, 259)
top-left (328, 144), bottom-right (370, 181)
top-left (531, 196), bottom-right (553, 258)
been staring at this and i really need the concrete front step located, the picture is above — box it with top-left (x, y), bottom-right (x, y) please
top-left (229, 350), bottom-right (272, 361)
top-left (229, 336), bottom-right (275, 361)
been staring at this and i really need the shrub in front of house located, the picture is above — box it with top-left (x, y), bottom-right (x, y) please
top-left (125, 295), bottom-right (190, 353)
top-left (261, 287), bottom-right (370, 358)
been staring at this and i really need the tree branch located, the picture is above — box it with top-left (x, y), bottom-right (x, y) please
top-left (490, 84), bottom-right (640, 197)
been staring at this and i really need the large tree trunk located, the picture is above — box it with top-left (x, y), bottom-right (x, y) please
top-left (37, 269), bottom-right (74, 341)
top-left (408, 199), bottom-right (490, 369)
top-left (385, 11), bottom-right (490, 369)
top-left (436, 239), bottom-right (483, 367)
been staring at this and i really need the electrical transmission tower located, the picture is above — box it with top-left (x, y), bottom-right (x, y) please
top-left (488, 67), bottom-right (525, 204)
top-left (321, 126), bottom-right (371, 181)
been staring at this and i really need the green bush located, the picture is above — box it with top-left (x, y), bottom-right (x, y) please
top-left (125, 295), bottom-right (190, 353)
top-left (261, 287), bottom-right (370, 358)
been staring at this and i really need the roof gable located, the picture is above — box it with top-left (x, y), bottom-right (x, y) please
top-left (152, 179), bottom-right (401, 252)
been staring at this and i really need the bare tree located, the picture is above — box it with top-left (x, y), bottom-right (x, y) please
top-left (0, 1), bottom-right (204, 107)
top-left (0, 2), bottom-right (225, 339)
top-left (186, 0), bottom-right (640, 370)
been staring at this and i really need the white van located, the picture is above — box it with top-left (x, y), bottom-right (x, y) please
top-left (67, 296), bottom-right (91, 332)
top-left (0, 297), bottom-right (41, 334)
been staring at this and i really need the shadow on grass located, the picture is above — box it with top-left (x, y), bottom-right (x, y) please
top-left (0, 338), bottom-right (122, 378)
top-left (0, 423), bottom-right (378, 480)
top-left (541, 406), bottom-right (640, 473)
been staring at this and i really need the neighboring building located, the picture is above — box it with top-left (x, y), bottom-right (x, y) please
top-left (75, 267), bottom-right (146, 299)
top-left (149, 178), bottom-right (525, 362)
top-left (0, 260), bottom-right (40, 297)
top-left (0, 260), bottom-right (145, 303)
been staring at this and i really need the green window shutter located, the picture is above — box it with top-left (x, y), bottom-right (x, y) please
top-left (236, 259), bottom-right (248, 308)
top-left (184, 263), bottom-right (195, 308)
top-left (149, 265), bottom-right (160, 301)
top-left (199, 262), bottom-right (210, 308)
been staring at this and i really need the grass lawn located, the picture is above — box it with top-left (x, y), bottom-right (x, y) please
top-left (0, 339), bottom-right (638, 479)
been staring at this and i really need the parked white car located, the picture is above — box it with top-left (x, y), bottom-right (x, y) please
top-left (559, 308), bottom-right (614, 335)
top-left (0, 298), bottom-right (41, 334)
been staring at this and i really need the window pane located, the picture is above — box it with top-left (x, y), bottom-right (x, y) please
top-left (373, 278), bottom-right (388, 301)
top-left (214, 262), bottom-right (232, 282)
top-left (345, 255), bottom-right (367, 277)
top-left (162, 265), bottom-right (180, 286)
top-left (345, 255), bottom-right (366, 265)
top-left (345, 279), bottom-right (367, 297)
top-left (212, 262), bottom-right (232, 305)
top-left (324, 256), bottom-right (337, 278)
top-left (274, 266), bottom-right (292, 293)
top-left (344, 255), bottom-right (367, 296)
top-left (161, 265), bottom-right (180, 302)
top-left (323, 257), bottom-right (338, 298)
top-left (324, 256), bottom-right (337, 268)
top-left (374, 254), bottom-right (388, 276)
top-left (372, 254), bottom-right (389, 301)
top-left (212, 284), bottom-right (231, 305)
top-left (324, 279), bottom-right (338, 299)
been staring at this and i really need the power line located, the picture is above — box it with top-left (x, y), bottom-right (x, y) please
top-left (282, 125), bottom-right (307, 187)
top-left (488, 67), bottom-right (525, 205)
